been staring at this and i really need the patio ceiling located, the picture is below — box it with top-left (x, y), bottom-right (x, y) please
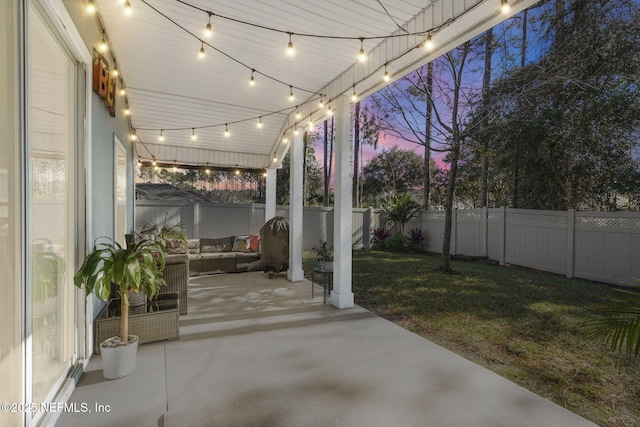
top-left (96, 0), bottom-right (538, 170)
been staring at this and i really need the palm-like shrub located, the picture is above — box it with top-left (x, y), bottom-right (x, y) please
top-left (380, 192), bottom-right (421, 234)
top-left (74, 234), bottom-right (166, 343)
top-left (584, 283), bottom-right (640, 358)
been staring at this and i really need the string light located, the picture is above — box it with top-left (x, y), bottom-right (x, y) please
top-left (191, 128), bottom-right (197, 140)
top-left (257, 117), bottom-right (263, 128)
top-left (327, 106), bottom-right (334, 116)
top-left (287, 32), bottom-right (294, 56)
top-left (159, 130), bottom-right (165, 142)
top-left (130, 131), bottom-right (137, 141)
top-left (111, 68), bottom-right (119, 77)
top-left (319, 97), bottom-right (325, 108)
top-left (358, 37), bottom-right (367, 62)
top-left (119, 86), bottom-right (126, 96)
top-left (124, 0), bottom-right (131, 15)
top-left (501, 0), bottom-right (510, 14)
top-left (204, 13), bottom-right (212, 38)
top-left (293, 126), bottom-right (299, 135)
top-left (98, 32), bottom-right (108, 53)
top-left (383, 64), bottom-right (390, 82)
top-left (351, 85), bottom-right (358, 103)
top-left (249, 69), bottom-right (256, 86)
top-left (273, 156), bottom-right (278, 161)
top-left (288, 86), bottom-right (294, 102)
top-left (224, 124), bottom-right (230, 137)
top-left (205, 168), bottom-right (210, 174)
top-left (199, 42), bottom-right (205, 59)
top-left (235, 168), bottom-right (240, 175)
top-left (173, 164), bottom-right (178, 172)
top-left (295, 106), bottom-right (301, 120)
top-left (307, 119), bottom-right (314, 131)
top-left (124, 106), bottom-right (131, 115)
top-left (282, 134), bottom-right (289, 144)
top-left (137, 159), bottom-right (142, 167)
top-left (424, 34), bottom-right (434, 51)
top-left (152, 160), bottom-right (157, 166)
top-left (86, 0), bottom-right (96, 14)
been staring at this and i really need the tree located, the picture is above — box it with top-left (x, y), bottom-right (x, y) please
top-left (276, 142), bottom-right (324, 206)
top-left (379, 192), bottom-right (421, 235)
top-left (353, 102), bottom-right (380, 207)
top-left (361, 146), bottom-right (424, 206)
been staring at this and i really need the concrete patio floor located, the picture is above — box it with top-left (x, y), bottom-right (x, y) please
top-left (56, 272), bottom-right (597, 427)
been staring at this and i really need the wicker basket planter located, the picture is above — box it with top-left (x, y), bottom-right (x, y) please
top-left (95, 292), bottom-right (179, 353)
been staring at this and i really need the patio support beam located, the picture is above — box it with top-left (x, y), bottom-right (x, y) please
top-left (265, 168), bottom-right (276, 222)
top-left (331, 95), bottom-right (354, 309)
top-left (287, 131), bottom-right (304, 282)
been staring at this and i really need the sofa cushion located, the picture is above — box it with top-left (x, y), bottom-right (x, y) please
top-left (201, 237), bottom-right (234, 253)
top-left (232, 235), bottom-right (251, 252)
top-left (200, 252), bottom-right (236, 260)
top-left (187, 239), bottom-right (200, 254)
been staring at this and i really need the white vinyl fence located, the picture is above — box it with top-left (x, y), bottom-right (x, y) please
top-left (135, 201), bottom-right (640, 286)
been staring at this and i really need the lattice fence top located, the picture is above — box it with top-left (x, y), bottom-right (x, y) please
top-left (576, 216), bottom-right (640, 229)
top-left (507, 212), bottom-right (569, 225)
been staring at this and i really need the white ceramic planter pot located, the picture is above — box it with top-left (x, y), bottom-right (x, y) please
top-left (100, 335), bottom-right (139, 379)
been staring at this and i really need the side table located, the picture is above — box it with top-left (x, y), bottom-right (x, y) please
top-left (311, 262), bottom-right (333, 304)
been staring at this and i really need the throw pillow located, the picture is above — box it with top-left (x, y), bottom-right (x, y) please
top-left (232, 235), bottom-right (251, 252)
top-left (249, 234), bottom-right (261, 252)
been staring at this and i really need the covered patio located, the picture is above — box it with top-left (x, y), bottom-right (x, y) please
top-left (57, 272), bottom-right (595, 426)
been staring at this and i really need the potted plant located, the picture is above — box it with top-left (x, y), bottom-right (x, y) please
top-left (74, 234), bottom-right (166, 379)
top-left (313, 239), bottom-right (333, 272)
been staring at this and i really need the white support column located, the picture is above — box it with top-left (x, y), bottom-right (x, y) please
top-left (265, 168), bottom-right (277, 222)
top-left (331, 96), bottom-right (354, 309)
top-left (287, 132), bottom-right (304, 282)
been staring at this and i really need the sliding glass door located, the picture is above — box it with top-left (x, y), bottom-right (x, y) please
top-left (28, 1), bottom-right (78, 421)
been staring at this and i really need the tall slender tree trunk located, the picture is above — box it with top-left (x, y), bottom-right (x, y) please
top-left (424, 62), bottom-right (433, 210)
top-left (480, 28), bottom-right (493, 208)
top-left (328, 117), bottom-right (334, 205)
top-left (353, 101), bottom-right (361, 208)
top-left (512, 9), bottom-right (527, 208)
top-left (442, 138), bottom-right (461, 272)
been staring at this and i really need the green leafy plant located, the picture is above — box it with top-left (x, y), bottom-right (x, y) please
top-left (584, 281), bottom-right (640, 358)
top-left (313, 239), bottom-right (333, 262)
top-left (136, 215), bottom-right (188, 254)
top-left (408, 228), bottom-right (425, 250)
top-left (384, 233), bottom-right (409, 252)
top-left (379, 192), bottom-right (421, 234)
top-left (74, 234), bottom-right (166, 343)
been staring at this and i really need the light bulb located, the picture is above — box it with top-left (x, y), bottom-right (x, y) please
top-left (327, 107), bottom-right (334, 117)
top-left (235, 169), bottom-right (240, 175)
top-left (173, 165), bottom-right (177, 172)
top-left (159, 130), bottom-right (165, 142)
top-left (119, 87), bottom-right (126, 96)
top-left (124, 0), bottom-right (131, 14)
top-left (424, 35), bottom-right (434, 51)
top-left (257, 117), bottom-right (263, 129)
top-left (273, 156), bottom-right (278, 161)
top-left (319, 97), bottom-right (325, 108)
top-left (204, 14), bottom-right (212, 38)
top-left (98, 33), bottom-right (107, 53)
top-left (283, 135), bottom-right (289, 144)
top-left (130, 132), bottom-right (136, 141)
top-left (137, 160), bottom-right (142, 167)
top-left (191, 128), bottom-right (197, 140)
top-left (205, 168), bottom-right (210, 174)
top-left (224, 124), bottom-right (230, 137)
top-left (124, 107), bottom-right (131, 115)
top-left (111, 68), bottom-right (118, 77)
top-left (351, 86), bottom-right (358, 103)
top-left (152, 160), bottom-right (157, 166)
top-left (295, 107), bottom-right (301, 120)
top-left (501, 0), bottom-right (510, 14)
top-left (383, 65), bottom-right (390, 82)
top-left (87, 0), bottom-right (96, 14)
top-left (358, 38), bottom-right (366, 62)
top-left (293, 127), bottom-right (299, 135)
top-left (199, 43), bottom-right (205, 59)
top-left (287, 33), bottom-right (294, 56)
top-left (308, 119), bottom-right (314, 131)
top-left (249, 70), bottom-right (256, 86)
top-left (289, 86), bottom-right (294, 102)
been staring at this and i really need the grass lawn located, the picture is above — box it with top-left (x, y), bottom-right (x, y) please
top-left (303, 250), bottom-right (640, 427)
